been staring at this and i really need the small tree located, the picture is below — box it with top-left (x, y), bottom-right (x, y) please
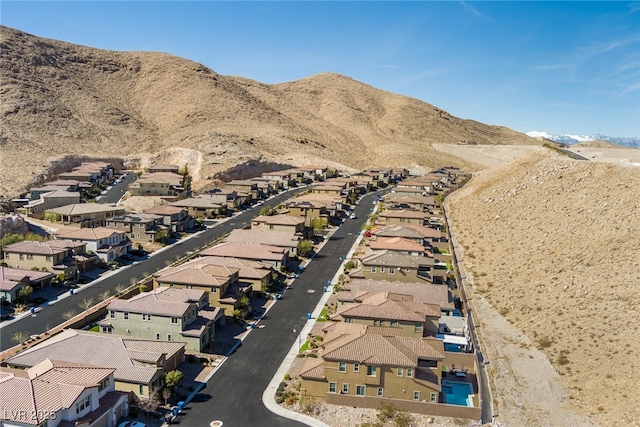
top-left (62, 309), bottom-right (77, 320)
top-left (238, 295), bottom-right (250, 308)
top-left (78, 298), bottom-right (94, 311)
top-left (259, 206), bottom-right (272, 216)
top-left (137, 388), bottom-right (162, 417)
top-left (164, 370), bottom-right (184, 389)
top-left (11, 330), bottom-right (30, 345)
top-left (310, 217), bottom-right (325, 235)
top-left (297, 240), bottom-right (313, 258)
top-left (99, 290), bottom-right (112, 301)
top-left (17, 285), bottom-right (33, 303)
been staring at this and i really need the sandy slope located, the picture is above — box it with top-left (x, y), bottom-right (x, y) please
top-left (444, 149), bottom-right (640, 427)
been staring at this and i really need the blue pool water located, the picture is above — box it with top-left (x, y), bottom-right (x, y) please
top-left (442, 381), bottom-right (473, 406)
top-left (444, 343), bottom-right (461, 352)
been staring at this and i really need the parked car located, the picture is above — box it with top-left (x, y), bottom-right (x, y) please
top-left (118, 422), bottom-right (148, 427)
top-left (349, 213), bottom-right (356, 219)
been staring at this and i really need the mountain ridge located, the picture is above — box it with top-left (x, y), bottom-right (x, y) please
top-left (0, 25), bottom-right (541, 196)
top-left (526, 131), bottom-right (640, 148)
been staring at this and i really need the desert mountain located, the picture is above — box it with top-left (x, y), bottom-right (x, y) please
top-left (0, 25), bottom-right (540, 196)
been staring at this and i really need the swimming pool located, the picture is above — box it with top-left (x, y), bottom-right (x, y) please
top-left (442, 381), bottom-right (473, 406)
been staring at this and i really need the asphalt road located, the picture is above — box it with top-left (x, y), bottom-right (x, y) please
top-left (97, 173), bottom-right (137, 204)
top-left (0, 188), bottom-right (305, 351)
top-left (180, 192), bottom-right (380, 427)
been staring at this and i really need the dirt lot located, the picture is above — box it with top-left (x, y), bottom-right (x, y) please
top-left (441, 146), bottom-right (640, 427)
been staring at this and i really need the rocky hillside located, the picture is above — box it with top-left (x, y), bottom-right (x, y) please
top-left (0, 25), bottom-right (540, 196)
top-left (447, 151), bottom-right (640, 426)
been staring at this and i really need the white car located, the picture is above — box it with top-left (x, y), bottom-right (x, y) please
top-left (349, 213), bottom-right (356, 219)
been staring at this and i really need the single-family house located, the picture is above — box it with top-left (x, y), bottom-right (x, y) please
top-left (5, 329), bottom-right (185, 397)
top-left (152, 262), bottom-right (249, 318)
top-left (299, 328), bottom-right (445, 405)
top-left (99, 287), bottom-right (221, 352)
top-left (148, 164), bottom-right (180, 174)
top-left (105, 213), bottom-right (167, 243)
top-left (0, 267), bottom-right (55, 303)
top-left (330, 292), bottom-right (441, 337)
top-left (199, 242), bottom-right (289, 271)
top-left (0, 359), bottom-right (128, 427)
top-left (143, 205), bottom-right (194, 232)
top-left (356, 250), bottom-right (435, 283)
top-left (192, 256), bottom-right (272, 294)
top-left (224, 228), bottom-right (301, 257)
top-left (130, 172), bottom-right (185, 198)
top-left (54, 227), bottom-right (131, 263)
top-left (44, 203), bottom-right (125, 227)
top-left (170, 197), bottom-right (226, 219)
top-left (337, 279), bottom-right (456, 314)
top-left (2, 240), bottom-right (97, 281)
top-left (379, 209), bottom-right (429, 226)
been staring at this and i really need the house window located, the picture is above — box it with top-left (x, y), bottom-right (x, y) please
top-left (353, 363), bottom-right (360, 373)
top-left (329, 382), bottom-right (337, 393)
top-left (389, 267), bottom-right (395, 274)
top-left (342, 383), bottom-right (349, 394)
top-left (356, 385), bottom-right (366, 396)
top-left (377, 387), bottom-right (384, 397)
top-left (380, 267), bottom-right (385, 273)
top-left (344, 317), bottom-right (352, 323)
top-left (75, 396), bottom-right (90, 413)
top-left (414, 323), bottom-right (422, 333)
top-left (167, 334), bottom-right (172, 341)
top-left (413, 391), bottom-right (420, 401)
top-left (19, 254), bottom-right (24, 260)
top-left (140, 384), bottom-right (145, 395)
top-left (139, 224), bottom-right (145, 228)
top-left (430, 393), bottom-right (438, 402)
top-left (131, 233), bottom-right (136, 238)
top-left (142, 314), bottom-right (152, 322)
top-left (123, 312), bottom-right (129, 321)
top-left (46, 255), bottom-right (51, 261)
top-left (397, 367), bottom-right (404, 377)
top-left (171, 317), bottom-right (179, 324)
top-left (373, 320), bottom-right (383, 326)
top-left (366, 365), bottom-right (377, 376)
top-left (156, 333), bottom-right (160, 340)
top-left (110, 311), bottom-right (116, 319)
top-left (370, 266), bottom-right (377, 273)
top-left (102, 326), bottom-right (112, 334)
top-left (338, 362), bottom-right (347, 373)
top-left (390, 320), bottom-right (398, 327)
top-left (407, 368), bottom-right (413, 378)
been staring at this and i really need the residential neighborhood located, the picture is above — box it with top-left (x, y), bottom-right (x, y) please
top-left (0, 162), bottom-right (479, 426)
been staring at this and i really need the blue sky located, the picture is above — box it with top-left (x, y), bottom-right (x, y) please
top-left (2, 1), bottom-right (639, 137)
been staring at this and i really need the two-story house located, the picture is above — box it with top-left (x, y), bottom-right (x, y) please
top-left (170, 196), bottom-right (226, 219)
top-left (378, 209), bottom-right (429, 227)
top-left (0, 358), bottom-right (128, 427)
top-left (299, 327), bottom-right (445, 405)
top-left (285, 199), bottom-right (329, 227)
top-left (143, 205), bottom-right (194, 232)
top-left (54, 227), bottom-right (131, 263)
top-left (224, 180), bottom-right (262, 202)
top-left (192, 256), bottom-right (272, 294)
top-left (199, 242), bottom-right (289, 271)
top-left (330, 292), bottom-right (441, 337)
top-left (356, 250), bottom-right (435, 283)
top-left (105, 213), bottom-right (166, 243)
top-left (251, 214), bottom-right (307, 235)
top-left (130, 172), bottom-right (185, 198)
top-left (337, 279), bottom-right (456, 315)
top-left (201, 188), bottom-right (242, 210)
top-left (153, 261), bottom-right (249, 318)
top-left (5, 329), bottom-right (185, 398)
top-left (99, 287), bottom-right (221, 352)
top-left (20, 190), bottom-right (81, 219)
top-left (2, 240), bottom-right (97, 281)
top-left (368, 236), bottom-right (429, 257)
top-left (148, 164), bottom-right (179, 174)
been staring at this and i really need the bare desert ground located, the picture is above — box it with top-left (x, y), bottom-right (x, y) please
top-left (440, 146), bottom-right (640, 427)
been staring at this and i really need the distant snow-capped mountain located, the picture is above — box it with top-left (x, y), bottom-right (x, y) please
top-left (526, 131), bottom-right (640, 148)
